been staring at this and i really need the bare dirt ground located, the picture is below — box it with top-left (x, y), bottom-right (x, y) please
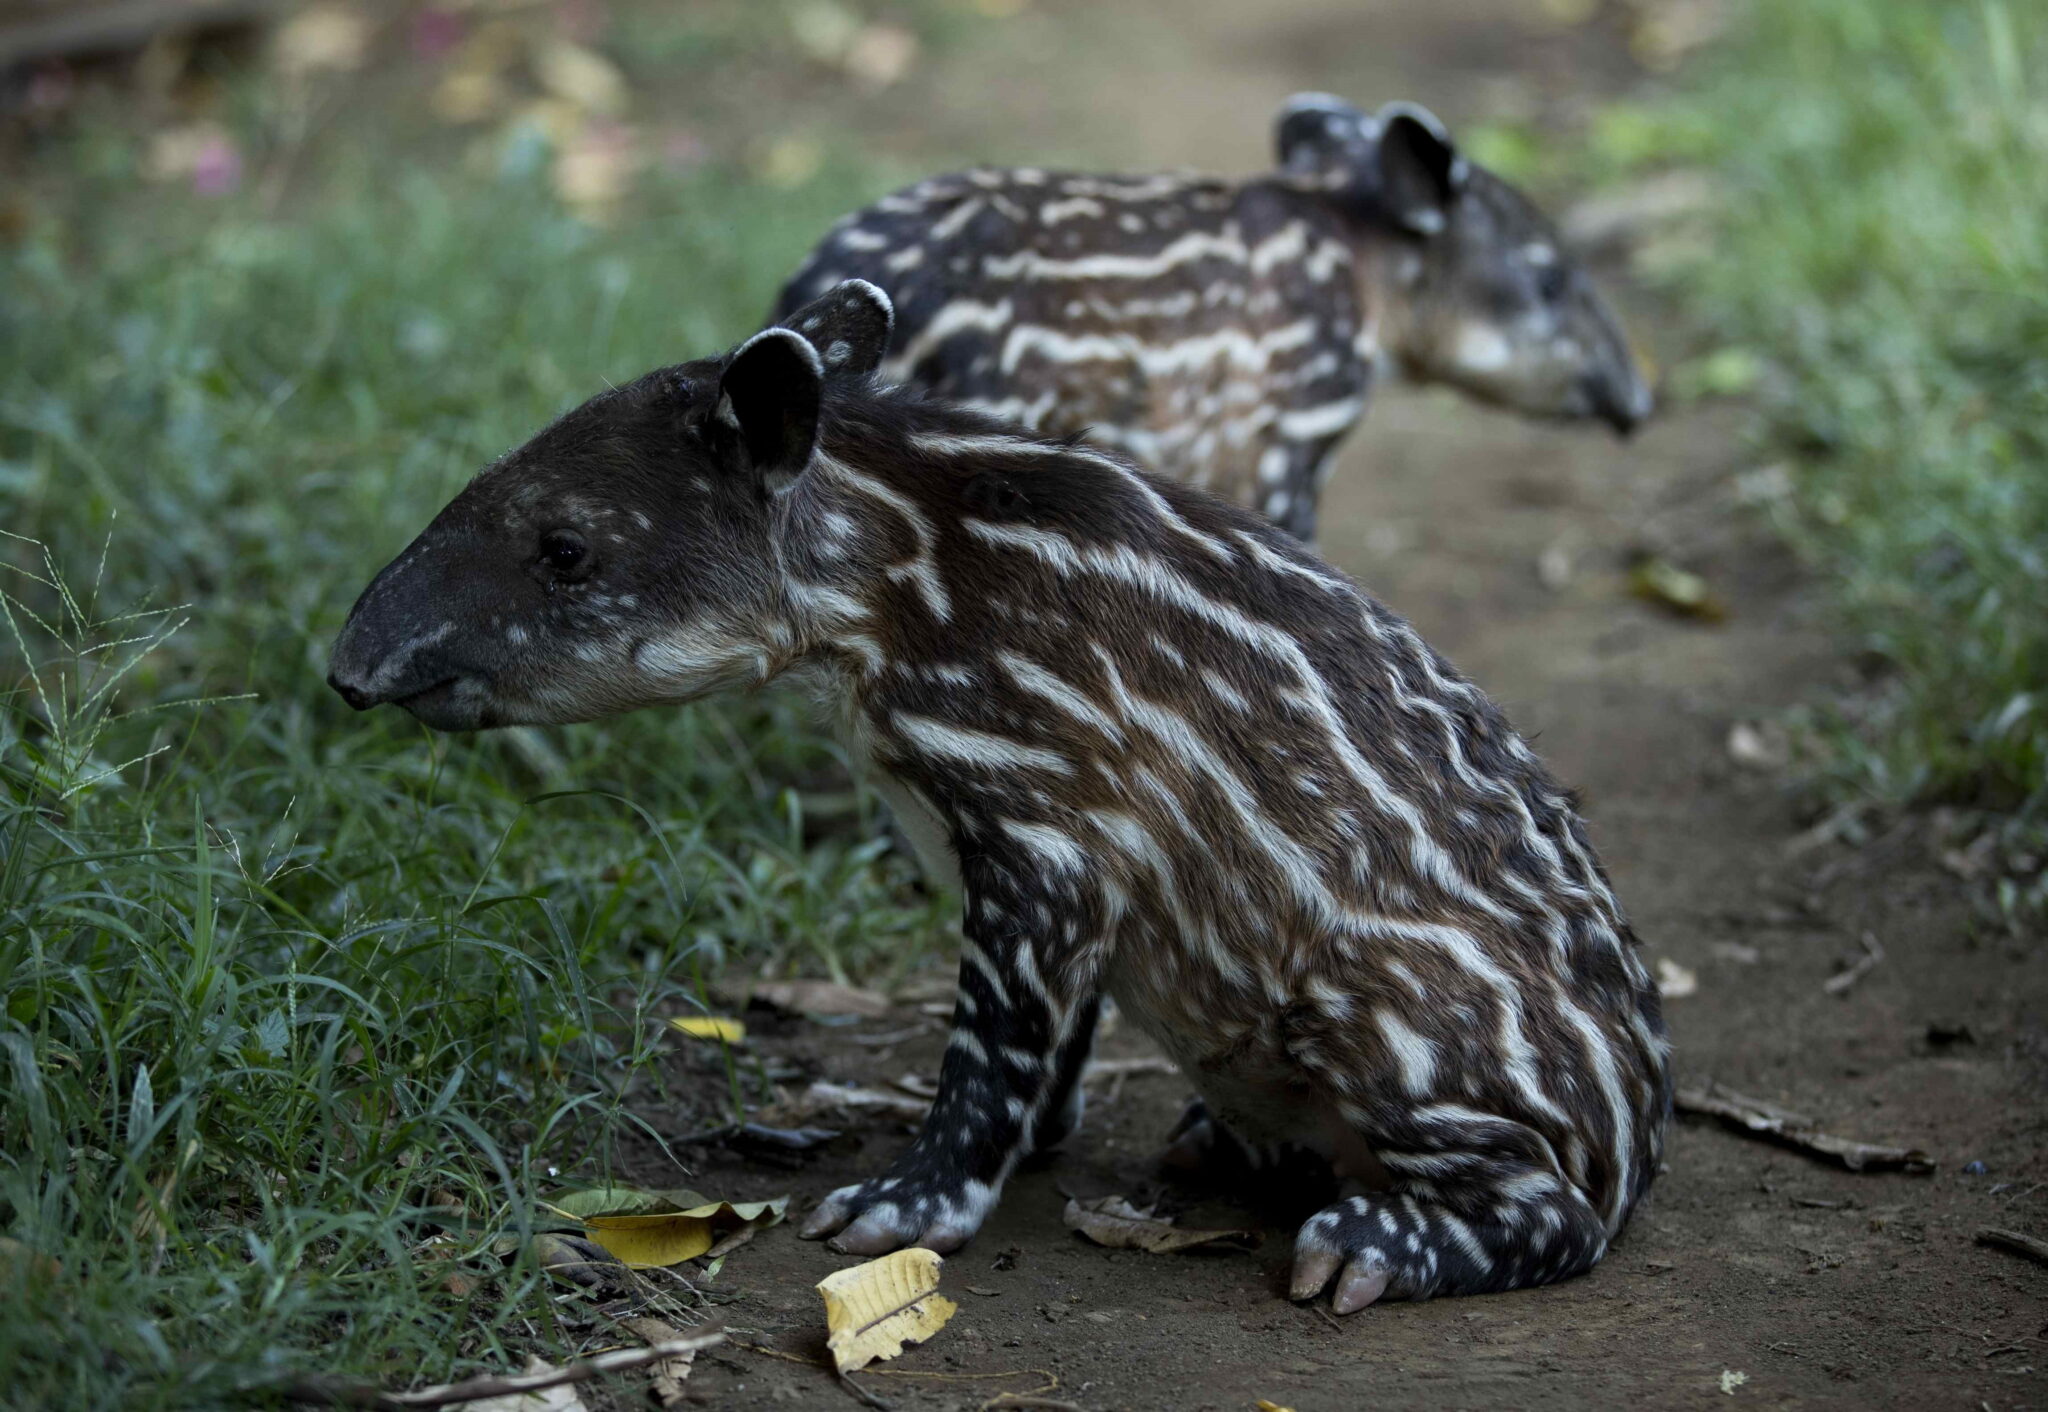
top-left (628, 3), bottom-right (2048, 1406)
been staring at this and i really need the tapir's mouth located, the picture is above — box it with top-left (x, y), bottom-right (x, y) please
top-left (391, 677), bottom-right (489, 731)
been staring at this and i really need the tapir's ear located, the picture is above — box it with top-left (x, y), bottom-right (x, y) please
top-left (774, 278), bottom-right (895, 378)
top-left (1275, 92), bottom-right (1372, 179)
top-left (1375, 103), bottom-right (1467, 236)
top-left (717, 327), bottom-right (822, 477)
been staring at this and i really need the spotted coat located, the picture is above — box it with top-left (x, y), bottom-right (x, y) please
top-left (327, 282), bottom-right (1672, 1310)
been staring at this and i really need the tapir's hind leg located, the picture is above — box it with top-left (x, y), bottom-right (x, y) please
top-left (1287, 1104), bottom-right (1615, 1309)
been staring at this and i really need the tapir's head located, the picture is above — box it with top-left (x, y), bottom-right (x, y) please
top-left (327, 281), bottom-right (894, 730)
top-left (1277, 94), bottom-right (1653, 434)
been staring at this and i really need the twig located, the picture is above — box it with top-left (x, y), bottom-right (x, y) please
top-left (283, 1329), bottom-right (726, 1408)
top-left (1823, 932), bottom-right (1885, 996)
top-left (838, 1373), bottom-right (891, 1410)
top-left (1975, 1227), bottom-right (2048, 1267)
top-left (1676, 1081), bottom-right (1933, 1174)
top-left (1082, 1056), bottom-right (1180, 1083)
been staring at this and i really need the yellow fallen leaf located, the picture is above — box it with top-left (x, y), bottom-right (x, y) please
top-left (1628, 554), bottom-right (1728, 622)
top-left (817, 1248), bottom-right (958, 1374)
top-left (542, 1187), bottom-right (789, 1269)
top-left (671, 1016), bottom-right (744, 1042)
top-left (1256, 1403), bottom-right (1299, 1412)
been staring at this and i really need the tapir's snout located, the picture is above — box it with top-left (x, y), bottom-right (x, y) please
top-left (326, 528), bottom-right (503, 730)
top-left (1588, 364), bottom-right (1655, 437)
top-left (327, 668), bottom-right (375, 711)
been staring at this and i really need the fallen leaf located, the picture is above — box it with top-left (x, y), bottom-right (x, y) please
top-left (544, 1186), bottom-right (789, 1268)
top-left (1655, 958), bottom-right (1698, 998)
top-left (1629, 554), bottom-right (1728, 621)
top-left (546, 1184), bottom-right (711, 1219)
top-left (751, 979), bottom-right (893, 1019)
top-left (671, 1016), bottom-right (745, 1043)
top-left (616, 1316), bottom-right (697, 1406)
top-left (1719, 1369), bottom-right (1749, 1395)
top-left (818, 1247), bottom-right (958, 1373)
top-left (1062, 1195), bottom-right (1258, 1254)
top-left (1256, 1402), bottom-right (1299, 1412)
top-left (465, 1357), bottom-right (589, 1412)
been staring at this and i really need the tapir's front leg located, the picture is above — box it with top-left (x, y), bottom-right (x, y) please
top-left (800, 867), bottom-right (1098, 1254)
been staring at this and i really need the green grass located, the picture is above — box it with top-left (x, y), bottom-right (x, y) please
top-left (1617, 0), bottom-right (2047, 911)
top-left (0, 50), bottom-right (952, 1410)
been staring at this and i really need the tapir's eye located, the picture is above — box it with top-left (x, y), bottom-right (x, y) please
top-left (538, 529), bottom-right (593, 582)
top-left (1536, 262), bottom-right (1570, 304)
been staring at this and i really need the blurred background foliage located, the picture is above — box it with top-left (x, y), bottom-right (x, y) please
top-left (0, 0), bottom-right (2041, 1403)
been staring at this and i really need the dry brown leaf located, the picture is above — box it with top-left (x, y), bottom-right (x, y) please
top-left (817, 1248), bottom-right (958, 1374)
top-left (1062, 1196), bottom-right (1258, 1254)
top-left (751, 979), bottom-right (893, 1018)
top-left (616, 1316), bottom-right (697, 1405)
top-left (461, 1357), bottom-right (588, 1412)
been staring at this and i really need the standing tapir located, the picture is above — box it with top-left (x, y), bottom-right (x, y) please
top-left (774, 95), bottom-right (1654, 541)
top-left (329, 280), bottom-right (1671, 1310)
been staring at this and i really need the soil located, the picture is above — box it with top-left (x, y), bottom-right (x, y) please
top-left (624, 2), bottom-right (2048, 1407)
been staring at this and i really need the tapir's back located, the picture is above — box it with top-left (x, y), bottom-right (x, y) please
top-left (776, 168), bottom-right (1376, 534)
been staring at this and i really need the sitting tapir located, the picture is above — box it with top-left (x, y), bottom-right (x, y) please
top-left (774, 96), bottom-right (1653, 540)
top-left (329, 281), bottom-right (1671, 1310)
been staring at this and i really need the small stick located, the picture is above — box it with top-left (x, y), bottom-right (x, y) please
top-left (1823, 932), bottom-right (1885, 996)
top-left (1975, 1227), bottom-right (2048, 1267)
top-left (1676, 1081), bottom-right (1933, 1173)
top-left (1082, 1057), bottom-right (1180, 1083)
top-left (837, 1374), bottom-right (892, 1410)
top-left (284, 1330), bottom-right (725, 1408)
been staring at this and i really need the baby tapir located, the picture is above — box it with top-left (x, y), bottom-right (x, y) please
top-left (329, 280), bottom-right (1670, 1309)
top-left (775, 95), bottom-right (1653, 541)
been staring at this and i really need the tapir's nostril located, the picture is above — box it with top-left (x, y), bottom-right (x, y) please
top-left (328, 671), bottom-right (373, 711)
